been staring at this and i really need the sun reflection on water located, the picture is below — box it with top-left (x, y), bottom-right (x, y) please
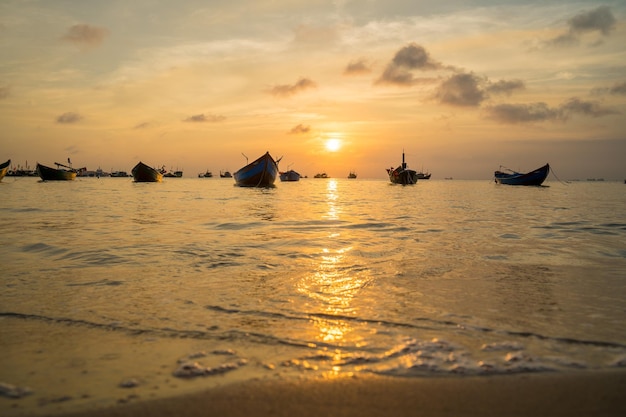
top-left (296, 179), bottom-right (369, 378)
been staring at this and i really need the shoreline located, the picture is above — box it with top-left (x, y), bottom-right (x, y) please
top-left (57, 370), bottom-right (626, 417)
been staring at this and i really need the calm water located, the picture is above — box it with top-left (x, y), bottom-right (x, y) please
top-left (1, 176), bottom-right (625, 415)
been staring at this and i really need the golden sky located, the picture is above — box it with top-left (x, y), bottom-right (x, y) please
top-left (1, 1), bottom-right (625, 179)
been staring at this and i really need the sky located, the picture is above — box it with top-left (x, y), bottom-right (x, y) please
top-left (1, 0), bottom-right (625, 180)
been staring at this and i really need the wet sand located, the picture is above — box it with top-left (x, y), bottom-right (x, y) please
top-left (61, 371), bottom-right (626, 417)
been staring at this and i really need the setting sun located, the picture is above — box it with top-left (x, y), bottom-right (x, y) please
top-left (325, 138), bottom-right (342, 152)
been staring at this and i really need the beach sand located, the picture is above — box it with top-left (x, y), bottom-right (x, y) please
top-left (59, 371), bottom-right (626, 417)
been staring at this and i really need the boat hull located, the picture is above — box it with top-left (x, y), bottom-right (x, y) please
top-left (37, 163), bottom-right (77, 181)
top-left (132, 162), bottom-right (163, 182)
top-left (0, 159), bottom-right (9, 182)
top-left (387, 168), bottom-right (418, 185)
top-left (234, 152), bottom-right (278, 187)
top-left (279, 170), bottom-right (300, 182)
top-left (494, 164), bottom-right (550, 186)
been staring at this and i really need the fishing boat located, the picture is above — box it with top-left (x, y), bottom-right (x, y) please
top-left (348, 171), bottom-right (357, 179)
top-left (234, 152), bottom-right (280, 187)
top-left (279, 169), bottom-right (301, 182)
top-left (416, 171), bottom-right (431, 180)
top-left (0, 159), bottom-right (9, 182)
top-left (386, 151), bottom-right (418, 185)
top-left (494, 163), bottom-right (550, 186)
top-left (36, 162), bottom-right (78, 181)
top-left (314, 172), bottom-right (329, 178)
top-left (6, 161), bottom-right (37, 177)
top-left (164, 170), bottom-right (183, 178)
top-left (110, 170), bottom-right (129, 177)
top-left (198, 170), bottom-right (213, 178)
top-left (131, 162), bottom-right (164, 182)
top-left (220, 170), bottom-right (232, 178)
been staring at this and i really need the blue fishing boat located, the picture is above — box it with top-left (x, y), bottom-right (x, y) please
top-left (234, 152), bottom-right (280, 187)
top-left (494, 163), bottom-right (550, 186)
top-left (279, 169), bottom-right (300, 182)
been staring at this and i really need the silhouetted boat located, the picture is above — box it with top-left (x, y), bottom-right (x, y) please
top-left (198, 170), bottom-right (213, 178)
top-left (0, 159), bottom-right (9, 182)
top-left (279, 169), bottom-right (301, 182)
top-left (234, 152), bottom-right (279, 187)
top-left (494, 163), bottom-right (550, 186)
top-left (37, 162), bottom-right (78, 181)
top-left (164, 170), bottom-right (183, 178)
top-left (314, 172), bottom-right (329, 178)
top-left (110, 171), bottom-right (129, 177)
top-left (416, 172), bottom-right (431, 179)
top-left (6, 161), bottom-right (37, 176)
top-left (348, 171), bottom-right (357, 179)
top-left (131, 162), bottom-right (164, 182)
top-left (386, 151), bottom-right (418, 185)
top-left (220, 170), bottom-right (232, 178)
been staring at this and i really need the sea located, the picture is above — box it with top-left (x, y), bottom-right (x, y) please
top-left (1, 176), bottom-right (625, 415)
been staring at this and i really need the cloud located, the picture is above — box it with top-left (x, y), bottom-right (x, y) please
top-left (61, 24), bottom-right (109, 48)
top-left (183, 113), bottom-right (226, 123)
top-left (486, 79), bottom-right (525, 96)
top-left (591, 81), bottom-right (626, 96)
top-left (434, 73), bottom-right (486, 107)
top-left (56, 112), bottom-right (83, 124)
top-left (376, 43), bottom-right (447, 86)
top-left (433, 73), bottom-right (525, 107)
top-left (559, 97), bottom-right (620, 119)
top-left (484, 103), bottom-right (559, 123)
top-left (568, 6), bottom-right (616, 36)
top-left (289, 124), bottom-right (311, 134)
top-left (610, 81), bottom-right (626, 95)
top-left (344, 58), bottom-right (372, 76)
top-left (484, 98), bottom-right (619, 124)
top-left (268, 78), bottom-right (317, 97)
top-left (547, 6), bottom-right (616, 47)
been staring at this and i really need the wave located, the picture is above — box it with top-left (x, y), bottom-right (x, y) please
top-left (3, 306), bottom-right (626, 378)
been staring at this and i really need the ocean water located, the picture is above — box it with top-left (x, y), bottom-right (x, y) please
top-left (1, 176), bottom-right (625, 415)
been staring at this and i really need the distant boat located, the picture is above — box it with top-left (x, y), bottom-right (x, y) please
top-left (386, 151), bottom-right (418, 185)
top-left (131, 162), bottom-right (164, 182)
top-left (348, 171), bottom-right (357, 179)
top-left (164, 170), bottom-right (183, 178)
top-left (416, 172), bottom-right (431, 180)
top-left (234, 152), bottom-right (279, 187)
top-left (36, 162), bottom-right (79, 181)
top-left (279, 169), bottom-right (301, 182)
top-left (220, 170), bottom-right (232, 178)
top-left (110, 170), bottom-right (129, 177)
top-left (6, 161), bottom-right (37, 177)
top-left (494, 163), bottom-right (550, 186)
top-left (199, 170), bottom-right (213, 178)
top-left (0, 159), bottom-right (10, 182)
top-left (314, 172), bottom-right (329, 178)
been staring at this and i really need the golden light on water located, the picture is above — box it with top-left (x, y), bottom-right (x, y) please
top-left (324, 179), bottom-right (339, 220)
top-left (296, 178), bottom-right (368, 379)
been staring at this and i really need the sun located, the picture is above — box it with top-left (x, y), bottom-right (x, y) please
top-left (325, 138), bottom-right (342, 152)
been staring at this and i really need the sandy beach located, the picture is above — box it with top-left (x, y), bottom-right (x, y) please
top-left (57, 371), bottom-right (626, 417)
